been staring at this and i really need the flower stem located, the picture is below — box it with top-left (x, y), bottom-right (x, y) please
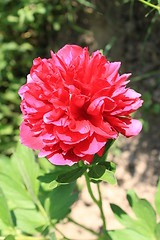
top-left (84, 172), bottom-right (99, 205)
top-left (84, 172), bottom-right (106, 231)
top-left (139, 0), bottom-right (160, 11)
top-left (68, 217), bottom-right (99, 236)
top-left (54, 226), bottom-right (71, 240)
top-left (97, 183), bottom-right (106, 231)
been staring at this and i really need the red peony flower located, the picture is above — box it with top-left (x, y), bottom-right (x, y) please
top-left (19, 45), bottom-right (143, 165)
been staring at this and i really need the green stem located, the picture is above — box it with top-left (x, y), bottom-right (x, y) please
top-left (35, 198), bottom-right (50, 225)
top-left (84, 172), bottom-right (99, 205)
top-left (54, 226), bottom-right (70, 240)
top-left (68, 217), bottom-right (99, 236)
top-left (139, 0), bottom-right (160, 11)
top-left (84, 172), bottom-right (106, 231)
top-left (97, 183), bottom-right (106, 231)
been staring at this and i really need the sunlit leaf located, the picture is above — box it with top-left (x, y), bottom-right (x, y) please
top-left (0, 173), bottom-right (35, 210)
top-left (4, 235), bottom-right (15, 240)
top-left (127, 189), bottom-right (156, 232)
top-left (110, 204), bottom-right (154, 237)
top-left (155, 222), bottom-right (160, 239)
top-left (88, 165), bottom-right (117, 185)
top-left (49, 232), bottom-right (57, 240)
top-left (14, 142), bottom-right (39, 196)
top-left (108, 229), bottom-right (150, 240)
top-left (14, 209), bottom-right (46, 234)
top-left (0, 188), bottom-right (13, 227)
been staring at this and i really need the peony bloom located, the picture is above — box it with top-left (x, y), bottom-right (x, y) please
top-left (19, 45), bottom-right (143, 165)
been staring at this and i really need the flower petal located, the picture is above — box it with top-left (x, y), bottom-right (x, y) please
top-left (20, 122), bottom-right (44, 150)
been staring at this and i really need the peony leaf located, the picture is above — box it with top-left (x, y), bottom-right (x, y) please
top-left (99, 169), bottom-right (117, 185)
top-left (99, 161), bottom-right (116, 173)
top-left (155, 178), bottom-right (160, 217)
top-left (49, 181), bottom-right (58, 190)
top-left (88, 165), bottom-right (105, 179)
top-left (0, 173), bottom-right (35, 210)
top-left (38, 157), bottom-right (54, 172)
top-left (57, 166), bottom-right (87, 183)
top-left (49, 232), bottom-right (57, 240)
top-left (110, 204), bottom-right (154, 237)
top-left (111, 192), bottom-right (157, 238)
top-left (127, 189), bottom-right (156, 233)
top-left (108, 229), bottom-right (150, 240)
top-left (38, 171), bottom-right (63, 183)
top-left (88, 165), bottom-right (117, 185)
top-left (155, 222), bottom-right (160, 240)
top-left (0, 187), bottom-right (13, 227)
top-left (110, 204), bottom-right (137, 228)
top-left (13, 142), bottom-right (39, 196)
top-left (4, 236), bottom-right (15, 240)
top-left (14, 208), bottom-right (46, 235)
top-left (38, 164), bottom-right (78, 183)
top-left (0, 154), bottom-right (22, 183)
top-left (47, 183), bottom-right (78, 221)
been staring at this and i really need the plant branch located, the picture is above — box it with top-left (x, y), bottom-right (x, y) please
top-left (67, 217), bottom-right (99, 236)
top-left (84, 171), bottom-right (99, 205)
top-left (54, 226), bottom-right (71, 240)
top-left (97, 183), bottom-right (106, 231)
top-left (84, 172), bottom-right (106, 231)
top-left (139, 0), bottom-right (160, 11)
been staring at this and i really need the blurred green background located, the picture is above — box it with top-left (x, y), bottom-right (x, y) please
top-left (0, 0), bottom-right (160, 155)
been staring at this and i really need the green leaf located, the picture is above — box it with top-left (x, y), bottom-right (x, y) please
top-left (97, 168), bottom-right (117, 185)
top-left (38, 157), bottom-right (54, 172)
top-left (49, 232), bottom-right (57, 240)
top-left (14, 209), bottom-right (46, 235)
top-left (0, 155), bottom-right (21, 183)
top-left (88, 165), bottom-right (117, 185)
top-left (49, 181), bottom-right (58, 190)
top-left (88, 165), bottom-right (105, 179)
top-left (57, 166), bottom-right (87, 183)
top-left (108, 229), bottom-right (150, 240)
top-left (47, 183), bottom-right (78, 221)
top-left (38, 170), bottom-right (64, 183)
top-left (4, 235), bottom-right (15, 240)
top-left (0, 173), bottom-right (35, 210)
top-left (99, 161), bottom-right (116, 173)
top-left (155, 222), bottom-right (160, 240)
top-left (127, 189), bottom-right (156, 232)
top-left (76, 0), bottom-right (95, 8)
top-left (111, 202), bottom-right (156, 237)
top-left (0, 188), bottom-right (13, 227)
top-left (110, 204), bottom-right (137, 228)
top-left (14, 142), bottom-right (39, 196)
top-left (19, 43), bottom-right (33, 52)
top-left (38, 164), bottom-right (78, 183)
top-left (155, 178), bottom-right (160, 216)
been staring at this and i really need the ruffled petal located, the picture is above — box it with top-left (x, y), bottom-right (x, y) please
top-left (57, 44), bottom-right (83, 65)
top-left (20, 122), bottom-right (44, 150)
